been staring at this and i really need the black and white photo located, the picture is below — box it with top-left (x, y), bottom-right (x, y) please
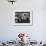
top-left (15, 12), bottom-right (30, 23)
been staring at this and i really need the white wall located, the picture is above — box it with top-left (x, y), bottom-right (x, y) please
top-left (0, 0), bottom-right (46, 41)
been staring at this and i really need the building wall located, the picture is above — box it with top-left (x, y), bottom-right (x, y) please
top-left (0, 0), bottom-right (46, 41)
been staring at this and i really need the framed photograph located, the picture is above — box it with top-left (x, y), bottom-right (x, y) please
top-left (14, 10), bottom-right (32, 26)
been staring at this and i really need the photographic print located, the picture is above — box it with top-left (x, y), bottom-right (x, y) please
top-left (14, 10), bottom-right (32, 26)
